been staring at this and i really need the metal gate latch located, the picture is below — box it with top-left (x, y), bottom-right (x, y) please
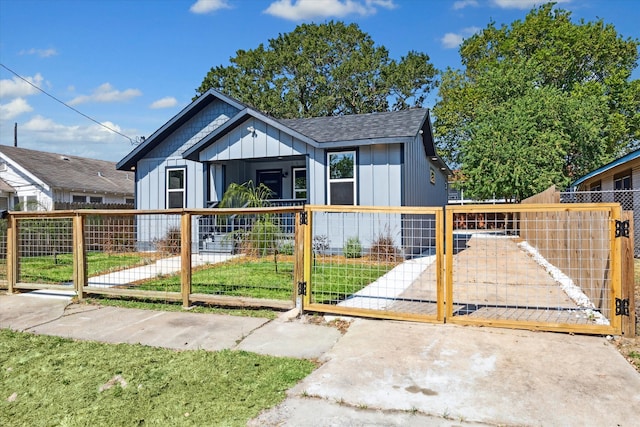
top-left (298, 281), bottom-right (307, 296)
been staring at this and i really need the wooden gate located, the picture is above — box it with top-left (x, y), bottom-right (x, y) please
top-left (302, 204), bottom-right (625, 335)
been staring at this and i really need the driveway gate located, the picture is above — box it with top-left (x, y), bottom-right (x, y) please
top-left (302, 203), bottom-right (624, 335)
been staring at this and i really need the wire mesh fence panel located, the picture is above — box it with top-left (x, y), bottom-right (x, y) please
top-left (85, 213), bottom-right (182, 297)
top-left (0, 219), bottom-right (7, 288)
top-left (561, 189), bottom-right (640, 257)
top-left (16, 217), bottom-right (74, 285)
top-left (447, 205), bottom-right (618, 333)
top-left (189, 211), bottom-right (297, 303)
top-left (306, 207), bottom-right (442, 321)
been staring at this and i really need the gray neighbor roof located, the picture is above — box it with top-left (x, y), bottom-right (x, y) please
top-left (0, 145), bottom-right (134, 195)
top-left (279, 108), bottom-right (428, 142)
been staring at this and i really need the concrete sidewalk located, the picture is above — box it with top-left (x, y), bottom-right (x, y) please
top-left (1, 292), bottom-right (639, 426)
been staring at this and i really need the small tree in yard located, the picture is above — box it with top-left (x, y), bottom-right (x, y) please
top-left (219, 181), bottom-right (282, 271)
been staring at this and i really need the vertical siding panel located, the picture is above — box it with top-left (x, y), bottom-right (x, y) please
top-left (309, 149), bottom-right (325, 205)
top-left (359, 146), bottom-right (373, 205)
top-left (388, 144), bottom-right (402, 206)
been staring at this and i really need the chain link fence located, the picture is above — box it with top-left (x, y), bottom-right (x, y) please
top-left (560, 189), bottom-right (640, 257)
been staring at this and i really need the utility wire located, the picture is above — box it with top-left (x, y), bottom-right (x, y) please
top-left (0, 63), bottom-right (139, 145)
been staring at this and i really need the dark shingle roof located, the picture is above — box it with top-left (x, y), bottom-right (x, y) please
top-left (0, 145), bottom-right (134, 195)
top-left (279, 108), bottom-right (428, 143)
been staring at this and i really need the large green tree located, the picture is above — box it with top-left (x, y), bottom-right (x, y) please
top-left (196, 21), bottom-right (437, 118)
top-left (434, 3), bottom-right (640, 201)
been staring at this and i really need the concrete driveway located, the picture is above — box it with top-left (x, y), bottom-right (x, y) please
top-left (1, 292), bottom-right (639, 426)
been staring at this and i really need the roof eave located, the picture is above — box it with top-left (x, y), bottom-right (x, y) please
top-left (117, 89), bottom-right (246, 170)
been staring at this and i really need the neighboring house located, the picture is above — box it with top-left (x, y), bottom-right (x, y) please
top-left (0, 145), bottom-right (135, 211)
top-left (117, 89), bottom-right (450, 254)
top-left (568, 148), bottom-right (640, 209)
top-left (564, 148), bottom-right (640, 256)
top-left (0, 178), bottom-right (16, 211)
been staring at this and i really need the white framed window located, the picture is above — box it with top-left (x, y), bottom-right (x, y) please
top-left (327, 151), bottom-right (356, 205)
top-left (72, 195), bottom-right (86, 203)
top-left (167, 167), bottom-right (186, 208)
top-left (292, 167), bottom-right (307, 200)
top-left (13, 195), bottom-right (39, 211)
top-left (89, 196), bottom-right (103, 204)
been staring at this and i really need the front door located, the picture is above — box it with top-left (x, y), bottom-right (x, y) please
top-left (257, 169), bottom-right (282, 199)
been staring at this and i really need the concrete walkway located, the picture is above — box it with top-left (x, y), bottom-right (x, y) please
top-left (87, 253), bottom-right (240, 287)
top-left (1, 292), bottom-right (639, 426)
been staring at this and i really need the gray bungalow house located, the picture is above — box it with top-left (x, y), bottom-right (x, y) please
top-left (117, 89), bottom-right (450, 253)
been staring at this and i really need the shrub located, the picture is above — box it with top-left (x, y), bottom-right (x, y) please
top-left (154, 226), bottom-right (181, 255)
top-left (279, 240), bottom-right (295, 256)
top-left (369, 229), bottom-right (401, 262)
top-left (343, 237), bottom-right (362, 258)
top-left (243, 215), bottom-right (280, 257)
top-left (313, 235), bottom-right (330, 254)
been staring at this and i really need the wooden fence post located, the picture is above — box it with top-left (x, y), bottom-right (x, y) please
top-left (73, 214), bottom-right (87, 300)
top-left (621, 211), bottom-right (636, 337)
top-left (181, 212), bottom-right (192, 308)
top-left (294, 211), bottom-right (305, 310)
top-left (6, 214), bottom-right (17, 293)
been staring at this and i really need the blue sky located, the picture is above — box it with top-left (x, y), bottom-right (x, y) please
top-left (0, 0), bottom-right (638, 162)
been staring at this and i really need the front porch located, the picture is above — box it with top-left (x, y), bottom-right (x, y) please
top-left (206, 157), bottom-right (308, 207)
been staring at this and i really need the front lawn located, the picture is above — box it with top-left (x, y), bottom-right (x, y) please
top-left (2, 252), bottom-right (154, 284)
top-left (136, 255), bottom-right (398, 302)
top-left (0, 329), bottom-right (315, 426)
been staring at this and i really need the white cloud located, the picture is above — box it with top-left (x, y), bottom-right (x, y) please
top-left (453, 0), bottom-right (478, 10)
top-left (68, 83), bottom-right (142, 106)
top-left (13, 115), bottom-right (135, 160)
top-left (190, 0), bottom-right (232, 14)
top-left (19, 48), bottom-right (58, 58)
top-left (491, 0), bottom-right (570, 9)
top-left (441, 33), bottom-right (464, 49)
top-left (0, 73), bottom-right (44, 99)
top-left (150, 96), bottom-right (178, 109)
top-left (0, 98), bottom-right (33, 120)
top-left (264, 0), bottom-right (396, 21)
top-left (441, 26), bottom-right (481, 49)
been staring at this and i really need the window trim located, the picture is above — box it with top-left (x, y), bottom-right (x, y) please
top-left (327, 150), bottom-right (357, 205)
top-left (614, 170), bottom-right (632, 190)
top-left (166, 167), bottom-right (186, 209)
top-left (292, 167), bottom-right (307, 200)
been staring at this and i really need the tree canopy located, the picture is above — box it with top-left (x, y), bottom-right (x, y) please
top-left (433, 3), bottom-right (640, 201)
top-left (196, 21), bottom-right (437, 118)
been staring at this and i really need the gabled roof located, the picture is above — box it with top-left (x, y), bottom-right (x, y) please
top-left (0, 145), bottom-right (134, 195)
top-left (280, 108), bottom-right (428, 143)
top-left (0, 178), bottom-right (15, 193)
top-left (571, 148), bottom-right (640, 188)
top-left (117, 89), bottom-right (248, 170)
top-left (183, 107), bottom-right (319, 161)
top-left (118, 88), bottom-right (450, 173)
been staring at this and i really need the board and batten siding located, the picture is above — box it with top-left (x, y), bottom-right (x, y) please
top-left (199, 117), bottom-right (327, 205)
top-left (403, 134), bottom-right (447, 207)
top-left (136, 99), bottom-right (238, 210)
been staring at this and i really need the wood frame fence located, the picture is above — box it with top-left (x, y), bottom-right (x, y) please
top-left (0, 202), bottom-right (634, 336)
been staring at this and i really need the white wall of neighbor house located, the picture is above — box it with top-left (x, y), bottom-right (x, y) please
top-left (0, 163), bottom-right (52, 210)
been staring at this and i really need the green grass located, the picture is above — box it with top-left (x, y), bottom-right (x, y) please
top-left (15, 252), bottom-right (152, 284)
top-left (136, 256), bottom-right (397, 302)
top-left (84, 297), bottom-right (279, 319)
top-left (0, 329), bottom-right (315, 426)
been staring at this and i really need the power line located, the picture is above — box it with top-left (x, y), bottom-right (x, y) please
top-left (0, 63), bottom-right (140, 145)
